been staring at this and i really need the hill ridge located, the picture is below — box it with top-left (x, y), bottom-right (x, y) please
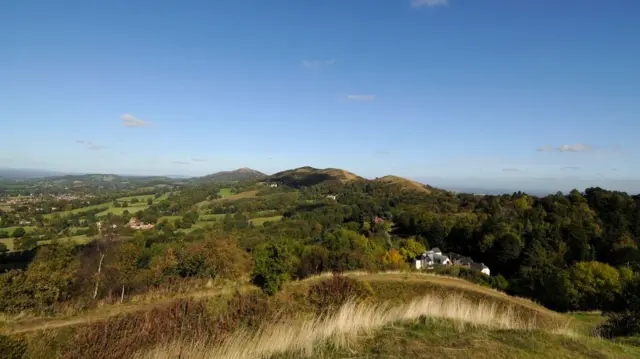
top-left (198, 167), bottom-right (267, 183)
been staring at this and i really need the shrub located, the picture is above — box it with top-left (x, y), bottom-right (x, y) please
top-left (307, 275), bottom-right (373, 314)
top-left (0, 334), bottom-right (27, 359)
top-left (252, 242), bottom-right (296, 295)
top-left (12, 227), bottom-right (25, 238)
top-left (225, 290), bottom-right (273, 328)
top-left (14, 237), bottom-right (38, 251)
top-left (598, 311), bottom-right (640, 338)
top-left (598, 277), bottom-right (640, 338)
top-left (0, 270), bottom-right (33, 312)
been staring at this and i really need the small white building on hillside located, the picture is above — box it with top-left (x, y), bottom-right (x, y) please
top-left (470, 262), bottom-right (491, 276)
top-left (413, 248), bottom-right (451, 269)
top-left (449, 252), bottom-right (491, 276)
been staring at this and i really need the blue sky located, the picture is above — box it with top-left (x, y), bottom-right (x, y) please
top-left (2, 0), bottom-right (639, 192)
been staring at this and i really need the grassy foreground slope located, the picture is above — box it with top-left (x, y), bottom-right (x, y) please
top-left (2, 272), bottom-right (638, 359)
top-left (139, 273), bottom-right (639, 359)
top-left (291, 319), bottom-right (640, 359)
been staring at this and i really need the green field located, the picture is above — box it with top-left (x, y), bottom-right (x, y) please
top-left (42, 193), bottom-right (171, 219)
top-left (0, 237), bottom-right (15, 251)
top-left (218, 188), bottom-right (233, 197)
top-left (116, 192), bottom-right (170, 203)
top-left (158, 215), bottom-right (183, 223)
top-left (43, 203), bottom-right (110, 219)
top-left (177, 220), bottom-right (216, 233)
top-left (39, 234), bottom-right (94, 247)
top-left (116, 195), bottom-right (154, 202)
top-left (199, 213), bottom-right (225, 221)
top-left (249, 215), bottom-right (283, 226)
top-left (1, 225), bottom-right (37, 235)
top-left (96, 204), bottom-right (149, 217)
top-left (69, 226), bottom-right (90, 235)
top-left (0, 234), bottom-right (94, 252)
top-left (196, 190), bottom-right (259, 208)
top-left (43, 202), bottom-right (150, 219)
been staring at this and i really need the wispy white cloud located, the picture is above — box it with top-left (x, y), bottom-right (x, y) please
top-left (411, 0), bottom-right (449, 8)
top-left (536, 143), bottom-right (593, 153)
top-left (76, 140), bottom-right (106, 151)
top-left (302, 59), bottom-right (335, 69)
top-left (191, 157), bottom-right (208, 162)
top-left (346, 94), bottom-right (375, 101)
top-left (536, 145), bottom-right (554, 152)
top-left (172, 161), bottom-right (190, 165)
top-left (557, 143), bottom-right (592, 152)
top-left (120, 113), bottom-right (152, 127)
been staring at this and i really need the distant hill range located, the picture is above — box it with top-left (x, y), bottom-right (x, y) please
top-left (267, 166), bottom-right (439, 194)
top-left (0, 168), bottom-right (70, 179)
top-left (197, 167), bottom-right (267, 183)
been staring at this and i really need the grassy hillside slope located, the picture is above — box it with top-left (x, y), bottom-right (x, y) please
top-left (375, 175), bottom-right (434, 194)
top-left (197, 168), bottom-right (266, 183)
top-left (1, 272), bottom-right (637, 359)
top-left (269, 166), bottom-right (363, 187)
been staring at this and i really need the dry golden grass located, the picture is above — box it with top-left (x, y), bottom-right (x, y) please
top-left (138, 291), bottom-right (562, 359)
top-left (375, 175), bottom-right (432, 193)
top-left (353, 271), bottom-right (559, 315)
top-left (272, 167), bottom-right (363, 183)
top-left (288, 271), bottom-right (559, 318)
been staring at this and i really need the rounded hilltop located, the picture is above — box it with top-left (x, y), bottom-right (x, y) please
top-left (374, 175), bottom-right (433, 194)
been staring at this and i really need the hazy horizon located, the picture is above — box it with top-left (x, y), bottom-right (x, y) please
top-left (2, 165), bottom-right (639, 195)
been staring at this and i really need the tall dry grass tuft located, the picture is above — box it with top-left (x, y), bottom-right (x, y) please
top-left (139, 293), bottom-right (556, 359)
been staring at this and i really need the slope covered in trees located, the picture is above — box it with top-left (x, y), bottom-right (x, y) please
top-left (195, 167), bottom-right (266, 183)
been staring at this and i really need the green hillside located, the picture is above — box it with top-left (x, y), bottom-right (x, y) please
top-left (196, 168), bottom-right (267, 183)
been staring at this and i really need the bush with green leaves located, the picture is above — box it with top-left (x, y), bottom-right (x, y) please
top-left (598, 277), bottom-right (640, 338)
top-left (307, 275), bottom-right (373, 314)
top-left (251, 242), bottom-right (297, 295)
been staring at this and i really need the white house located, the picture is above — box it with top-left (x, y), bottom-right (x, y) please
top-left (414, 248), bottom-right (451, 269)
top-left (269, 183), bottom-right (278, 188)
top-left (326, 195), bottom-right (337, 200)
top-left (449, 252), bottom-right (491, 276)
top-left (470, 262), bottom-right (491, 276)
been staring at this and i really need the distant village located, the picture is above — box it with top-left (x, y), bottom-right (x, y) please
top-left (413, 247), bottom-right (490, 276)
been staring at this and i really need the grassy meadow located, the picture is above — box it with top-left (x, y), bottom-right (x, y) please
top-left (4, 271), bottom-right (635, 359)
top-left (41, 193), bottom-right (171, 219)
top-left (1, 226), bottom-right (37, 235)
top-left (0, 237), bottom-right (15, 251)
top-left (249, 215), bottom-right (283, 226)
